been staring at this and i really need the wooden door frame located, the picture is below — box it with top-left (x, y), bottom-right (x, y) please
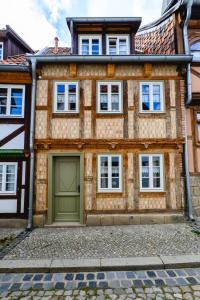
top-left (48, 153), bottom-right (84, 224)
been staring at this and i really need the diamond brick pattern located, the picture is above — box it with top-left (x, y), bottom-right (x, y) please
top-left (78, 64), bottom-right (106, 77)
top-left (139, 197), bottom-right (166, 210)
top-left (138, 119), bottom-right (166, 138)
top-left (35, 111), bottom-right (47, 139)
top-left (96, 119), bottom-right (124, 139)
top-left (42, 64), bottom-right (70, 77)
top-left (96, 198), bottom-right (125, 210)
top-left (36, 80), bottom-right (48, 106)
top-left (51, 119), bottom-right (80, 139)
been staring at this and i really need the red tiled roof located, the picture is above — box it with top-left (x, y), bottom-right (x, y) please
top-left (41, 47), bottom-right (71, 55)
top-left (135, 15), bottom-right (176, 55)
top-left (0, 54), bottom-right (28, 65)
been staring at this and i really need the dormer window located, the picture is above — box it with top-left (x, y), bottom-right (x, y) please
top-left (79, 35), bottom-right (102, 55)
top-left (0, 43), bottom-right (3, 60)
top-left (107, 35), bottom-right (129, 55)
top-left (190, 40), bottom-right (200, 58)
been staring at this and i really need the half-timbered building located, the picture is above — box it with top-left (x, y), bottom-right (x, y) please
top-left (30, 17), bottom-right (192, 226)
top-left (0, 28), bottom-right (33, 225)
top-left (136, 0), bottom-right (200, 219)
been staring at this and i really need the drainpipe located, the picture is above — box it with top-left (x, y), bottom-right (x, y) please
top-left (27, 58), bottom-right (37, 230)
top-left (182, 0), bottom-right (195, 221)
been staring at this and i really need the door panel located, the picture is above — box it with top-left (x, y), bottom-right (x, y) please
top-left (54, 157), bottom-right (80, 222)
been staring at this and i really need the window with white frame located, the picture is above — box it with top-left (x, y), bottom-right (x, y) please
top-left (0, 85), bottom-right (25, 117)
top-left (140, 82), bottom-right (164, 112)
top-left (0, 163), bottom-right (17, 194)
top-left (97, 81), bottom-right (122, 113)
top-left (54, 82), bottom-right (79, 113)
top-left (140, 154), bottom-right (164, 191)
top-left (79, 35), bottom-right (101, 55)
top-left (0, 43), bottom-right (3, 60)
top-left (98, 155), bottom-right (122, 192)
top-left (107, 35), bottom-right (129, 55)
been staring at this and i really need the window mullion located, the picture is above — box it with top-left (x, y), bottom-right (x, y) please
top-left (108, 84), bottom-right (111, 112)
top-left (2, 164), bottom-right (6, 193)
top-left (109, 156), bottom-right (112, 190)
top-left (8, 87), bottom-right (11, 116)
top-left (150, 156), bottom-right (153, 189)
top-left (65, 84), bottom-right (68, 112)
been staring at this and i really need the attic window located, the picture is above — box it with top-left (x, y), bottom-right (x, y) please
top-left (79, 35), bottom-right (101, 55)
top-left (0, 43), bottom-right (3, 60)
top-left (107, 35), bottom-right (129, 55)
top-left (191, 40), bottom-right (200, 58)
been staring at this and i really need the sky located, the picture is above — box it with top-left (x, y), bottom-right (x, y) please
top-left (0, 0), bottom-right (162, 51)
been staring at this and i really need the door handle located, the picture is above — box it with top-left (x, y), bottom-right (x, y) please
top-left (77, 185), bottom-right (80, 193)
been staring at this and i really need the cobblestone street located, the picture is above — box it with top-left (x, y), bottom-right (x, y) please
top-left (1, 268), bottom-right (200, 299)
top-left (3, 224), bottom-right (200, 260)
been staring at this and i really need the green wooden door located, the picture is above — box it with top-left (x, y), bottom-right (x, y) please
top-left (54, 156), bottom-right (80, 222)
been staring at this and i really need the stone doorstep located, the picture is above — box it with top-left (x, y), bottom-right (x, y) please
top-left (87, 214), bottom-right (185, 226)
top-left (1, 255), bottom-right (200, 273)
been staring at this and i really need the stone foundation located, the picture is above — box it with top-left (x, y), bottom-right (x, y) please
top-left (191, 175), bottom-right (200, 216)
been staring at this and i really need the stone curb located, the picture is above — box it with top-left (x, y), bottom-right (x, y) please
top-left (1, 255), bottom-right (200, 273)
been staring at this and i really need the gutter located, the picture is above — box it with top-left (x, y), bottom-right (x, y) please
top-left (27, 58), bottom-right (37, 230)
top-left (26, 54), bottom-right (192, 64)
top-left (182, 0), bottom-right (195, 221)
top-left (0, 64), bottom-right (30, 72)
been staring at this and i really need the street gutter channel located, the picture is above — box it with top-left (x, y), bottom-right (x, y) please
top-left (0, 230), bottom-right (32, 260)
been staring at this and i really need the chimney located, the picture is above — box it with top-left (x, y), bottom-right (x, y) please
top-left (54, 37), bottom-right (59, 53)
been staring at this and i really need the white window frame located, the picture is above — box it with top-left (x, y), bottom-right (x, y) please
top-left (98, 154), bottom-right (122, 193)
top-left (0, 162), bottom-right (17, 195)
top-left (139, 154), bottom-right (164, 192)
top-left (54, 81), bottom-right (79, 113)
top-left (140, 82), bottom-right (164, 113)
top-left (0, 84), bottom-right (25, 117)
top-left (97, 81), bottom-right (123, 113)
top-left (78, 35), bottom-right (102, 55)
top-left (0, 42), bottom-right (3, 60)
top-left (106, 34), bottom-right (130, 55)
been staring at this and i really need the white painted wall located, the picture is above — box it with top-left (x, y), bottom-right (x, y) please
top-left (0, 200), bottom-right (17, 213)
top-left (1, 132), bottom-right (24, 150)
top-left (0, 124), bottom-right (21, 140)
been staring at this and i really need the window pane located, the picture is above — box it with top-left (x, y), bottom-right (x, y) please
top-left (57, 84), bottom-right (65, 111)
top-left (197, 113), bottom-right (200, 121)
top-left (6, 183), bottom-right (14, 192)
top-left (153, 85), bottom-right (161, 111)
top-left (0, 88), bottom-right (7, 97)
top-left (6, 165), bottom-right (15, 173)
top-left (10, 106), bottom-right (22, 115)
top-left (11, 88), bottom-right (23, 97)
top-left (198, 124), bottom-right (200, 142)
top-left (142, 178), bottom-right (149, 188)
top-left (0, 106), bottom-right (6, 114)
top-left (100, 85), bottom-right (108, 111)
top-left (109, 38), bottom-right (117, 55)
top-left (112, 178), bottom-right (119, 188)
top-left (100, 157), bottom-right (108, 189)
top-left (112, 157), bottom-right (119, 177)
top-left (92, 39), bottom-right (99, 55)
top-left (153, 156), bottom-right (160, 167)
top-left (111, 85), bottom-right (119, 93)
top-left (119, 39), bottom-right (127, 54)
top-left (57, 85), bottom-right (65, 93)
top-left (111, 95), bottom-right (119, 111)
top-left (142, 156), bottom-right (149, 167)
top-left (101, 178), bottom-right (108, 189)
top-left (100, 85), bottom-right (108, 93)
top-left (142, 85), bottom-right (150, 111)
top-left (82, 39), bottom-right (89, 55)
top-left (68, 85), bottom-right (76, 94)
top-left (153, 178), bottom-right (160, 188)
top-left (153, 85), bottom-right (160, 94)
top-left (6, 173), bottom-right (15, 182)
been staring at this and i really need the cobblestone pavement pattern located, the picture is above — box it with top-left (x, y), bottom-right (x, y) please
top-left (1, 268), bottom-right (200, 299)
top-left (4, 224), bottom-right (200, 260)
